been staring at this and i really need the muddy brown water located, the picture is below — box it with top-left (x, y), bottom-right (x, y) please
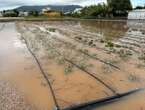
top-left (0, 22), bottom-right (55, 110)
top-left (0, 21), bottom-right (145, 110)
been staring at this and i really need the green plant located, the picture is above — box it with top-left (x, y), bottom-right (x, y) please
top-left (80, 49), bottom-right (89, 53)
top-left (118, 49), bottom-right (132, 60)
top-left (106, 59), bottom-right (119, 65)
top-left (78, 59), bottom-right (93, 70)
top-left (102, 65), bottom-right (113, 74)
top-left (64, 64), bottom-right (74, 74)
top-left (48, 28), bottom-right (56, 32)
top-left (57, 57), bottom-right (65, 65)
top-left (102, 59), bottom-right (119, 74)
top-left (105, 41), bottom-right (114, 48)
top-left (100, 39), bottom-right (105, 43)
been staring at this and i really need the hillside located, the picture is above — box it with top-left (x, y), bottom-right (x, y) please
top-left (15, 5), bottom-right (82, 13)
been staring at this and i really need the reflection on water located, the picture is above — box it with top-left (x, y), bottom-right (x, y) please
top-left (67, 20), bottom-right (144, 41)
top-left (79, 20), bottom-right (129, 40)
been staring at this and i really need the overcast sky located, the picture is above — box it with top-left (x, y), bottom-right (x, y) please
top-left (0, 0), bottom-right (145, 11)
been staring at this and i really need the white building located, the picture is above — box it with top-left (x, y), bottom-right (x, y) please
top-left (128, 9), bottom-right (145, 20)
top-left (19, 11), bottom-right (29, 17)
top-left (72, 8), bottom-right (83, 14)
top-left (42, 7), bottom-right (51, 13)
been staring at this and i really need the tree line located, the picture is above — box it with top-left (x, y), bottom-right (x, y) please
top-left (1, 0), bottom-right (144, 18)
top-left (135, 5), bottom-right (145, 9)
top-left (72, 0), bottom-right (133, 18)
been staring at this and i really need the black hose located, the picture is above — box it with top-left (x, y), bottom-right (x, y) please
top-left (63, 88), bottom-right (142, 110)
top-left (21, 35), bottom-right (60, 110)
top-left (53, 37), bottom-right (121, 70)
top-left (64, 58), bottom-right (117, 94)
top-left (43, 42), bottom-right (118, 95)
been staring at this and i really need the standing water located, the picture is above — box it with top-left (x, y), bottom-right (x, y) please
top-left (0, 20), bottom-right (145, 110)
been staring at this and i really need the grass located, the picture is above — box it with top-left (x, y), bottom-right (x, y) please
top-left (23, 16), bottom-right (90, 22)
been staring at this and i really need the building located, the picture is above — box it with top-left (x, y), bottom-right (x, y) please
top-left (128, 9), bottom-right (145, 20)
top-left (72, 8), bottom-right (82, 14)
top-left (19, 11), bottom-right (29, 17)
top-left (42, 7), bottom-right (51, 13)
top-left (41, 7), bottom-right (61, 17)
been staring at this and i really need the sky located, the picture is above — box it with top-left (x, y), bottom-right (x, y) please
top-left (0, 0), bottom-right (145, 11)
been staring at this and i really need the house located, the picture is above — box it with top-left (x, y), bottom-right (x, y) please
top-left (41, 7), bottom-right (61, 17)
top-left (72, 8), bottom-right (82, 14)
top-left (19, 11), bottom-right (29, 17)
top-left (128, 9), bottom-right (145, 20)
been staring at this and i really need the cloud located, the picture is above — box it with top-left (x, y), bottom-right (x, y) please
top-left (0, 0), bottom-right (106, 9)
top-left (0, 0), bottom-right (33, 10)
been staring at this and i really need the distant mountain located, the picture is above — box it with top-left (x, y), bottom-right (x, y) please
top-left (15, 5), bottom-right (82, 13)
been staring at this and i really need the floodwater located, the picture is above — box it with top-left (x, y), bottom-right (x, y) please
top-left (0, 22), bottom-right (55, 110)
top-left (0, 20), bottom-right (145, 110)
top-left (79, 20), bottom-right (128, 40)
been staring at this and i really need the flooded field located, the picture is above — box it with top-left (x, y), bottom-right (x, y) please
top-left (0, 20), bottom-right (145, 110)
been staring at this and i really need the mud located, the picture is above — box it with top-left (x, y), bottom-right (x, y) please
top-left (0, 20), bottom-right (145, 110)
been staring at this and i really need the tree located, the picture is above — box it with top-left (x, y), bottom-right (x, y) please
top-left (2, 10), bottom-right (19, 17)
top-left (13, 9), bottom-right (19, 16)
top-left (107, 0), bottom-right (133, 16)
top-left (80, 3), bottom-right (110, 18)
top-left (135, 6), bottom-right (145, 9)
top-left (29, 11), bottom-right (39, 17)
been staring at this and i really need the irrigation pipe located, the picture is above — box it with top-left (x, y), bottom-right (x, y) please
top-left (52, 36), bottom-right (144, 82)
top-left (30, 25), bottom-right (117, 70)
top-left (20, 26), bottom-right (142, 110)
top-left (63, 88), bottom-right (142, 110)
top-left (21, 34), bottom-right (60, 110)
top-left (41, 40), bottom-right (117, 95)
top-left (52, 36), bottom-right (121, 70)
